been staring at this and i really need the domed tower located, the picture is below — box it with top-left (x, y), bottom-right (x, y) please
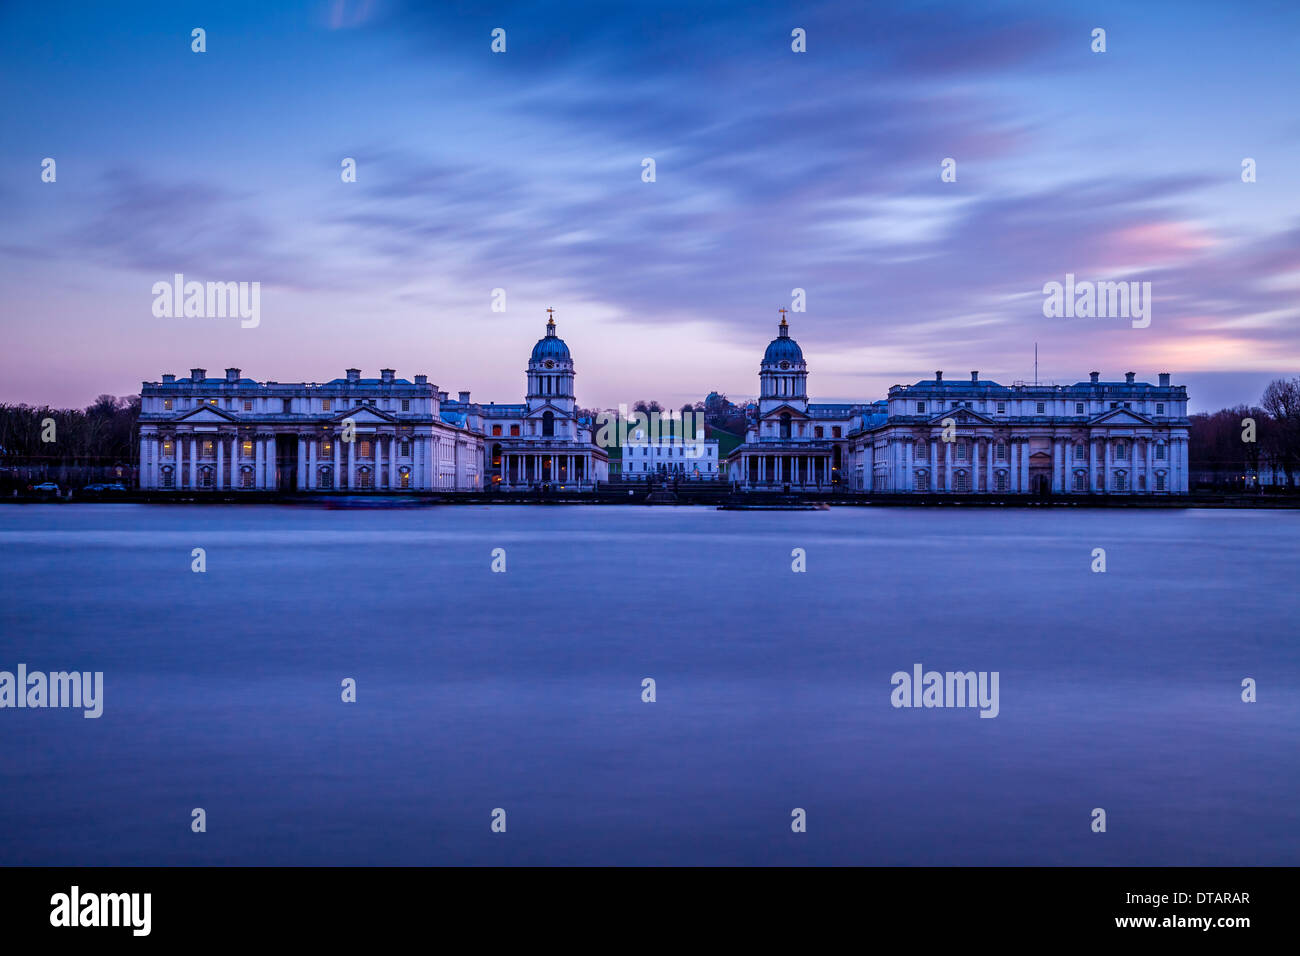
top-left (759, 312), bottom-right (808, 416)
top-left (527, 309), bottom-right (576, 415)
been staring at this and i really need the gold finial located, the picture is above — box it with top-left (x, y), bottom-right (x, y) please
top-left (778, 307), bottom-right (788, 326)
top-left (545, 307), bottom-right (556, 329)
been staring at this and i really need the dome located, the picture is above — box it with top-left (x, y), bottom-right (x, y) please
top-left (530, 314), bottom-right (571, 363)
top-left (762, 317), bottom-right (803, 365)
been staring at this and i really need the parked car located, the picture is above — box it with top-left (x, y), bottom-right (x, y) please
top-left (105, 483), bottom-right (127, 491)
top-left (31, 482), bottom-right (60, 493)
top-left (83, 484), bottom-right (107, 493)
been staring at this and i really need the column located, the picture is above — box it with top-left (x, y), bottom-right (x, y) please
top-left (1143, 438), bottom-right (1151, 493)
top-left (216, 437), bottom-right (225, 490)
top-left (347, 436), bottom-right (356, 490)
top-left (986, 439), bottom-right (995, 492)
top-left (306, 439), bottom-right (316, 490)
top-left (265, 437), bottom-right (277, 490)
top-left (930, 439), bottom-right (938, 492)
top-left (332, 434), bottom-right (341, 489)
top-left (971, 438), bottom-right (980, 493)
top-left (189, 437), bottom-right (198, 488)
top-left (1021, 440), bottom-right (1031, 492)
top-left (944, 440), bottom-right (953, 492)
top-left (1102, 438), bottom-right (1110, 493)
top-left (903, 441), bottom-right (913, 492)
top-left (297, 437), bottom-right (307, 489)
top-left (138, 435), bottom-right (149, 488)
top-left (375, 434), bottom-right (384, 491)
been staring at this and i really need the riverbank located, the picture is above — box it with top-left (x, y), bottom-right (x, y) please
top-left (5, 489), bottom-right (1300, 508)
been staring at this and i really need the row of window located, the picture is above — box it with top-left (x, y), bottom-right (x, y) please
top-left (158, 465), bottom-right (414, 490)
top-left (915, 400), bottom-right (1166, 415)
top-left (160, 439), bottom-right (411, 458)
top-left (909, 440), bottom-right (1168, 462)
top-left (908, 469), bottom-right (1168, 492)
top-left (161, 397), bottom-right (414, 413)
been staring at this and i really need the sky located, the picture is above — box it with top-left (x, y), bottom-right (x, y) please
top-left (1, 0), bottom-right (1298, 412)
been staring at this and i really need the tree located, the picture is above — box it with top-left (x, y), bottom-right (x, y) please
top-left (1261, 377), bottom-right (1300, 486)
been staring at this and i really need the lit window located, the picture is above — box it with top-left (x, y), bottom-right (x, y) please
top-left (832, 427), bottom-right (841, 438)
top-left (162, 440), bottom-right (174, 455)
top-left (163, 399), bottom-right (173, 410)
top-left (322, 399), bottom-right (331, 412)
top-left (510, 425), bottom-right (520, 436)
top-left (242, 440), bottom-right (254, 457)
top-left (208, 398), bottom-right (217, 405)
top-left (814, 427), bottom-right (823, 438)
top-left (359, 440), bottom-right (372, 457)
top-left (202, 439), bottom-right (214, 456)
top-left (492, 425), bottom-right (502, 436)
top-left (243, 400), bottom-right (253, 411)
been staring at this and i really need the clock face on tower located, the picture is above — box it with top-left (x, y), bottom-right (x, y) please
top-left (780, 361), bottom-right (790, 369)
top-left (544, 360), bottom-right (555, 368)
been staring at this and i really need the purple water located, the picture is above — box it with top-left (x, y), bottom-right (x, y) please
top-left (1, 503), bottom-right (1296, 865)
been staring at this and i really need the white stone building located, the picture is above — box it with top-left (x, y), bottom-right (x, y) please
top-left (442, 312), bottom-right (609, 489)
top-left (729, 316), bottom-right (1191, 495)
top-left (619, 425), bottom-right (720, 478)
top-left (137, 367), bottom-right (483, 491)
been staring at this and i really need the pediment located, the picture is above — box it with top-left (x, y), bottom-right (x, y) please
top-left (926, 407), bottom-right (996, 426)
top-left (1089, 408), bottom-right (1153, 427)
top-left (173, 405), bottom-right (239, 423)
top-left (762, 404), bottom-right (811, 420)
top-left (526, 403), bottom-right (571, 419)
top-left (331, 406), bottom-right (397, 424)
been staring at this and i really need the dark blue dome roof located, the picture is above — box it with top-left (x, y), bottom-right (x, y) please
top-left (763, 322), bottom-right (804, 364)
top-left (530, 316), bottom-right (571, 363)
top-left (531, 335), bottom-right (571, 362)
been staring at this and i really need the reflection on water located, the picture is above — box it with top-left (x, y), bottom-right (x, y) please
top-left (1, 504), bottom-right (1296, 865)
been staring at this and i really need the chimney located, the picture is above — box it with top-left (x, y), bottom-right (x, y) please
top-left (380, 368), bottom-right (395, 383)
top-left (1125, 371), bottom-right (1136, 384)
top-left (1158, 372), bottom-right (1171, 387)
top-left (414, 374), bottom-right (428, 386)
top-left (225, 368), bottom-right (240, 382)
top-left (190, 368), bottom-right (206, 382)
top-left (162, 373), bottom-right (176, 384)
top-left (935, 370), bottom-right (943, 383)
top-left (345, 368), bottom-right (360, 383)
top-left (970, 371), bottom-right (979, 383)
top-left (1089, 371), bottom-right (1100, 384)
top-left (458, 390), bottom-right (471, 404)
top-left (438, 390), bottom-right (449, 402)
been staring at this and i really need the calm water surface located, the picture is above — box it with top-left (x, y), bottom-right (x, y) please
top-left (1, 503), bottom-right (1296, 865)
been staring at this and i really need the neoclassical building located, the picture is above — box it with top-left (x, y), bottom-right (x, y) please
top-left (441, 312), bottom-right (608, 489)
top-left (728, 315), bottom-right (871, 489)
top-left (729, 316), bottom-right (1191, 494)
top-left (137, 367), bottom-right (483, 491)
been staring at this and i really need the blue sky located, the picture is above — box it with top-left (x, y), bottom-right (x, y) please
top-left (2, 0), bottom-right (1298, 410)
